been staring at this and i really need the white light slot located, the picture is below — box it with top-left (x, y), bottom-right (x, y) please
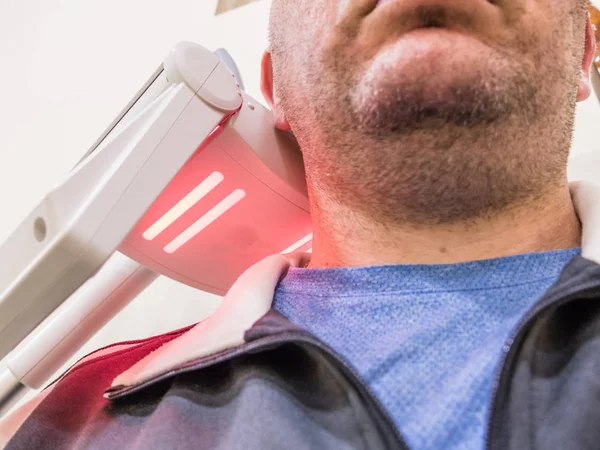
top-left (143, 171), bottom-right (224, 240)
top-left (306, 248), bottom-right (312, 253)
top-left (281, 233), bottom-right (313, 254)
top-left (164, 189), bottom-right (246, 254)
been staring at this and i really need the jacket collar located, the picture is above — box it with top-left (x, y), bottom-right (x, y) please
top-left (107, 181), bottom-right (600, 395)
top-left (108, 252), bottom-right (310, 392)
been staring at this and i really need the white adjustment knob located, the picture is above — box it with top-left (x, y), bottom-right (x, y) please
top-left (164, 41), bottom-right (242, 112)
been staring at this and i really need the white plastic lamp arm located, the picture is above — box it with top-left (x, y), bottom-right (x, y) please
top-left (0, 42), bottom-right (242, 362)
top-left (0, 252), bottom-right (157, 417)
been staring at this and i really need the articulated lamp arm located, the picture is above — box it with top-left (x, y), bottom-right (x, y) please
top-left (0, 42), bottom-right (241, 374)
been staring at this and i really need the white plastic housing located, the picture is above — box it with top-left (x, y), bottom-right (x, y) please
top-left (120, 91), bottom-right (311, 295)
top-left (7, 252), bottom-right (157, 389)
top-left (0, 43), bottom-right (242, 361)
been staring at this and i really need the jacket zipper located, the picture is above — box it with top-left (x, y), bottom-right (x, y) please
top-left (485, 281), bottom-right (600, 450)
top-left (110, 331), bottom-right (409, 449)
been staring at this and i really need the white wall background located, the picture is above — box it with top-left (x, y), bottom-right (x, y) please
top-left (0, 0), bottom-right (597, 398)
top-left (569, 93), bottom-right (600, 180)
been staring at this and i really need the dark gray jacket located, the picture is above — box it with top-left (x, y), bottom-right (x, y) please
top-left (3, 182), bottom-right (600, 450)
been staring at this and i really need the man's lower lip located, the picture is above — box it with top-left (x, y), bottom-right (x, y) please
top-left (401, 27), bottom-right (471, 38)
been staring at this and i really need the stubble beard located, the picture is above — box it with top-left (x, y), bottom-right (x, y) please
top-left (296, 40), bottom-right (576, 227)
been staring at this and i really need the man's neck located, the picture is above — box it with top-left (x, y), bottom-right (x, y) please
top-left (307, 183), bottom-right (582, 268)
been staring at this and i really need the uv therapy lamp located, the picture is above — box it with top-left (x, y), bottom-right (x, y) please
top-left (0, 42), bottom-right (311, 414)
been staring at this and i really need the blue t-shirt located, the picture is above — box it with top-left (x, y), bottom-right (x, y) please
top-left (273, 248), bottom-right (580, 450)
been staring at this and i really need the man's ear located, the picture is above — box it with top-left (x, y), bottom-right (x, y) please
top-left (261, 50), bottom-right (292, 131)
top-left (577, 14), bottom-right (597, 102)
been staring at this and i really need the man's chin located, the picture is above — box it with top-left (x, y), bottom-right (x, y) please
top-left (351, 45), bottom-right (532, 135)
